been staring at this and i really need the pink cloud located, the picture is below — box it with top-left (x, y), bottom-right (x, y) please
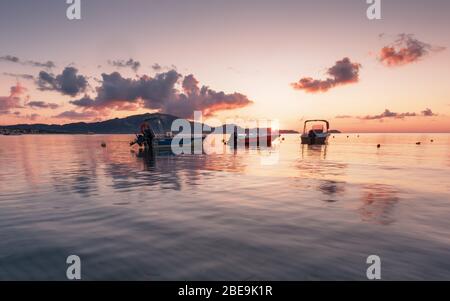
top-left (291, 57), bottom-right (361, 93)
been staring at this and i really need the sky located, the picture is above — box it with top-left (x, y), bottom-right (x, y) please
top-left (1, 0), bottom-right (450, 132)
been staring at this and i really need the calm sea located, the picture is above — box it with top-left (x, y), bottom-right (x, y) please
top-left (0, 133), bottom-right (449, 280)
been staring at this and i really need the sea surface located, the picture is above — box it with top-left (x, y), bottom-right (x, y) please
top-left (0, 133), bottom-right (449, 280)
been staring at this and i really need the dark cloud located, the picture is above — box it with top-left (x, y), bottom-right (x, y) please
top-left (360, 108), bottom-right (437, 120)
top-left (53, 110), bottom-right (99, 120)
top-left (292, 57), bottom-right (361, 93)
top-left (108, 59), bottom-right (141, 72)
top-left (421, 108), bottom-right (437, 116)
top-left (36, 67), bottom-right (88, 97)
top-left (28, 60), bottom-right (56, 69)
top-left (0, 55), bottom-right (20, 63)
top-left (361, 109), bottom-right (415, 120)
top-left (70, 96), bottom-right (95, 107)
top-left (3, 72), bottom-right (34, 80)
top-left (0, 55), bottom-right (55, 69)
top-left (378, 34), bottom-right (445, 67)
top-left (0, 83), bottom-right (26, 114)
top-left (182, 74), bottom-right (200, 94)
top-left (152, 63), bottom-right (162, 71)
top-left (27, 101), bottom-right (59, 109)
top-left (70, 70), bottom-right (253, 118)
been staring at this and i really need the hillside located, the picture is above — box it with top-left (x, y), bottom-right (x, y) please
top-left (1, 113), bottom-right (302, 135)
top-left (0, 113), bottom-right (180, 134)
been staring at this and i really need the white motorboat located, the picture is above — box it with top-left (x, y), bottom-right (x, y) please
top-left (300, 120), bottom-right (330, 145)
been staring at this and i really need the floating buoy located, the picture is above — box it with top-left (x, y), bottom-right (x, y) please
top-left (101, 142), bottom-right (106, 147)
top-left (416, 142), bottom-right (421, 145)
top-left (377, 144), bottom-right (381, 148)
top-left (346, 135), bottom-right (349, 138)
top-left (431, 139), bottom-right (434, 142)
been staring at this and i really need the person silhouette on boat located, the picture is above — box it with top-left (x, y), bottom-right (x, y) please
top-left (140, 122), bottom-right (155, 147)
top-left (308, 129), bottom-right (316, 145)
top-left (130, 121), bottom-right (156, 147)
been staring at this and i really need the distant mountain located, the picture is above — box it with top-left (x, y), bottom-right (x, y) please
top-left (0, 113), bottom-right (181, 134)
top-left (0, 113), bottom-right (301, 135)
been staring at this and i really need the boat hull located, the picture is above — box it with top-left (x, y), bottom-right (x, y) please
top-left (150, 137), bottom-right (205, 149)
top-left (301, 134), bottom-right (329, 145)
top-left (230, 134), bottom-right (278, 147)
top-left (151, 138), bottom-right (173, 149)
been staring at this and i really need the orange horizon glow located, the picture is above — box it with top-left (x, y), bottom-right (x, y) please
top-left (1, 108), bottom-right (449, 133)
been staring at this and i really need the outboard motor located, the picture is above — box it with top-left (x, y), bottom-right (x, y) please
top-left (130, 121), bottom-right (156, 148)
top-left (130, 133), bottom-right (146, 147)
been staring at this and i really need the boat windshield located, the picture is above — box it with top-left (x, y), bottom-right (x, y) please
top-left (311, 125), bottom-right (324, 133)
top-left (303, 120), bottom-right (329, 134)
top-left (146, 118), bottom-right (172, 136)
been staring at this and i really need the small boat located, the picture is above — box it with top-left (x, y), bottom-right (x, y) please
top-left (300, 120), bottom-right (330, 145)
top-left (228, 127), bottom-right (278, 147)
top-left (130, 116), bottom-right (205, 149)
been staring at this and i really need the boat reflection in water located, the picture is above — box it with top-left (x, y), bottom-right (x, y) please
top-left (357, 184), bottom-right (400, 225)
top-left (297, 143), bottom-right (400, 225)
top-left (132, 139), bottom-right (401, 227)
top-left (301, 144), bottom-right (328, 159)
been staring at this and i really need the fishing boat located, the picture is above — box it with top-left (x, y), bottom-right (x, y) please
top-left (300, 120), bottom-right (330, 145)
top-left (130, 116), bottom-right (205, 149)
top-left (228, 127), bottom-right (278, 147)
